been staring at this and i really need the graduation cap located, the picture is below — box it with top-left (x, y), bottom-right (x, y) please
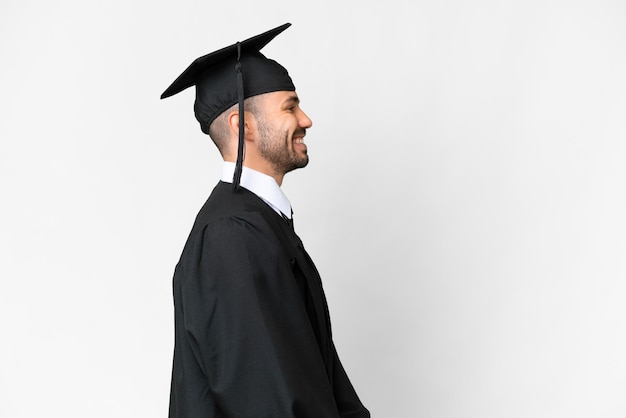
top-left (161, 23), bottom-right (296, 190)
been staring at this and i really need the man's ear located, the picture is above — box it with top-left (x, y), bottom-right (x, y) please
top-left (227, 111), bottom-right (257, 141)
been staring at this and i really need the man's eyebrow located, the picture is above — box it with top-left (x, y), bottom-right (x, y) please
top-left (284, 95), bottom-right (300, 105)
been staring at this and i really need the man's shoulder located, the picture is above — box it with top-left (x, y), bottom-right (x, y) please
top-left (177, 181), bottom-right (298, 262)
top-left (194, 181), bottom-right (276, 229)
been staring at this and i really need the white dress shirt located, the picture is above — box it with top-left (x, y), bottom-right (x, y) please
top-left (220, 161), bottom-right (292, 219)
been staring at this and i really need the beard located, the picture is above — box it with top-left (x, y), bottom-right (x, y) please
top-left (256, 116), bottom-right (309, 175)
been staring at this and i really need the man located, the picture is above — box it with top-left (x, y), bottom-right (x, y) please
top-left (161, 23), bottom-right (370, 417)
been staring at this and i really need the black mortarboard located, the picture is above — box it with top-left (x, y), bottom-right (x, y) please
top-left (161, 23), bottom-right (296, 190)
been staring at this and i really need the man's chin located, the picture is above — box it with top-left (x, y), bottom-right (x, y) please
top-left (297, 155), bottom-right (309, 169)
top-left (285, 157), bottom-right (309, 173)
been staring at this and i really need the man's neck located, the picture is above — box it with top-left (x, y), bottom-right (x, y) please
top-left (224, 159), bottom-right (284, 186)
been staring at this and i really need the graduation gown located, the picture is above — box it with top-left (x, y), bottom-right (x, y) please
top-left (169, 181), bottom-right (369, 417)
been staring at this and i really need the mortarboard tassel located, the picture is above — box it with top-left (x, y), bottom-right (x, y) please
top-left (233, 42), bottom-right (245, 191)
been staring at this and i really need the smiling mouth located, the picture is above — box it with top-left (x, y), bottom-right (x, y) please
top-left (294, 137), bottom-right (305, 144)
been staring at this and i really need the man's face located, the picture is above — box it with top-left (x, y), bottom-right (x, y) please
top-left (254, 91), bottom-right (313, 175)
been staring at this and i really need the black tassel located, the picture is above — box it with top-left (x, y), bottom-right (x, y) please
top-left (233, 42), bottom-right (245, 191)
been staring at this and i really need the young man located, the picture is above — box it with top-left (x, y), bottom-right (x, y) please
top-left (161, 23), bottom-right (370, 417)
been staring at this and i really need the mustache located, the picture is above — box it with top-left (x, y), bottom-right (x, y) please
top-left (293, 129), bottom-right (307, 138)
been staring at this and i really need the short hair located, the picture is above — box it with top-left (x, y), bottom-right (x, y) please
top-left (207, 95), bottom-right (265, 156)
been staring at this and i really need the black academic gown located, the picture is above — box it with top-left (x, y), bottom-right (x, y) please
top-left (169, 181), bottom-right (369, 418)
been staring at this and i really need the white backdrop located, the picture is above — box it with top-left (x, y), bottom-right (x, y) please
top-left (1, 1), bottom-right (625, 417)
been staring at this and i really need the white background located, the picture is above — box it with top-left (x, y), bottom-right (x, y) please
top-left (1, 1), bottom-right (625, 417)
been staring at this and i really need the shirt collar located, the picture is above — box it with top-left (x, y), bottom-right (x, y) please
top-left (221, 162), bottom-right (292, 219)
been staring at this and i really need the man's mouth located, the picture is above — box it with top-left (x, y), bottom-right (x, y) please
top-left (293, 128), bottom-right (307, 144)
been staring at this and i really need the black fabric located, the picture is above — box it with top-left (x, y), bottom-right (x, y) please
top-left (169, 182), bottom-right (369, 418)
